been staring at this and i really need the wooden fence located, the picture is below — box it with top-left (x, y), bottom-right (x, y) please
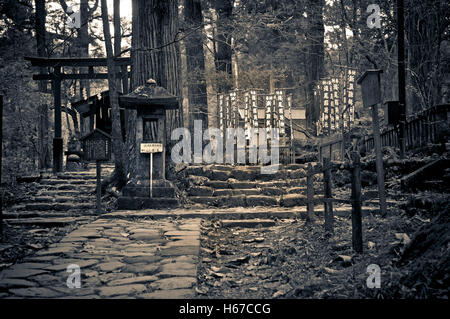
top-left (319, 104), bottom-right (450, 162)
top-left (364, 104), bottom-right (449, 152)
top-left (318, 135), bottom-right (345, 162)
top-left (306, 153), bottom-right (365, 253)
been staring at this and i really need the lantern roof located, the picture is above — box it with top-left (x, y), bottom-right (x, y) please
top-left (119, 79), bottom-right (179, 110)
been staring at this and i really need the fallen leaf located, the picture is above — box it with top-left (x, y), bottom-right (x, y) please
top-left (201, 247), bottom-right (214, 254)
top-left (323, 267), bottom-right (341, 274)
top-left (210, 272), bottom-right (225, 278)
top-left (195, 287), bottom-right (208, 295)
top-left (272, 283), bottom-right (292, 298)
top-left (395, 233), bottom-right (411, 245)
top-left (211, 266), bottom-right (222, 272)
top-left (27, 243), bottom-right (44, 250)
top-left (337, 255), bottom-right (352, 262)
top-left (228, 255), bottom-right (250, 266)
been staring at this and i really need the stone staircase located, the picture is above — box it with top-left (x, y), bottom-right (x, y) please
top-left (173, 162), bottom-right (403, 215)
top-left (179, 163), bottom-right (324, 208)
top-left (4, 163), bottom-right (114, 227)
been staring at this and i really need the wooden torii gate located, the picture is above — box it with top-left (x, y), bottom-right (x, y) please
top-left (25, 56), bottom-right (131, 172)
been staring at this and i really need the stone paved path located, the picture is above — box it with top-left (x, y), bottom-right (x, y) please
top-left (0, 217), bottom-right (201, 299)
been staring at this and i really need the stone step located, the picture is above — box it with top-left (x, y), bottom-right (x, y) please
top-left (25, 195), bottom-right (95, 204)
top-left (56, 174), bottom-right (97, 180)
top-left (185, 165), bottom-right (308, 182)
top-left (186, 163), bottom-right (308, 173)
top-left (4, 217), bottom-right (88, 227)
top-left (212, 189), bottom-right (261, 196)
top-left (117, 197), bottom-right (180, 210)
top-left (188, 194), bottom-right (323, 208)
top-left (187, 185), bottom-right (312, 197)
top-left (2, 211), bottom-right (41, 219)
top-left (14, 202), bottom-right (96, 211)
top-left (40, 179), bottom-right (96, 186)
top-left (204, 178), bottom-right (308, 189)
top-left (40, 185), bottom-right (94, 191)
top-left (105, 205), bottom-right (381, 220)
top-left (202, 169), bottom-right (303, 182)
top-left (221, 219), bottom-right (276, 228)
top-left (3, 211), bottom-right (89, 219)
top-left (37, 190), bottom-right (92, 197)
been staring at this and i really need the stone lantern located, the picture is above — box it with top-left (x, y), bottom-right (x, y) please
top-left (117, 79), bottom-right (179, 209)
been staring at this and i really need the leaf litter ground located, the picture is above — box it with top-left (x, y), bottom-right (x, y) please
top-left (196, 207), bottom-right (448, 299)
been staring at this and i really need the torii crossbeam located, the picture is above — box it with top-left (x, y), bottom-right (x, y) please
top-left (25, 56), bottom-right (131, 172)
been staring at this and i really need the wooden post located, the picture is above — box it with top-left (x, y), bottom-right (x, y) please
top-left (397, 0), bottom-right (406, 159)
top-left (306, 163), bottom-right (315, 223)
top-left (351, 151), bottom-right (363, 253)
top-left (88, 66), bottom-right (95, 131)
top-left (53, 66), bottom-right (63, 173)
top-left (0, 95), bottom-right (3, 241)
top-left (323, 158), bottom-right (334, 234)
top-left (150, 153), bottom-right (153, 198)
top-left (96, 160), bottom-right (102, 214)
top-left (371, 104), bottom-right (387, 216)
top-left (38, 103), bottom-right (49, 170)
top-left (319, 145), bottom-right (323, 163)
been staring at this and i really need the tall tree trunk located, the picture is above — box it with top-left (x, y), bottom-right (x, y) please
top-left (35, 0), bottom-right (47, 90)
top-left (35, 0), bottom-right (51, 169)
top-left (202, 6), bottom-right (218, 129)
top-left (130, 0), bottom-right (182, 141)
top-left (184, 0), bottom-right (208, 131)
top-left (213, 0), bottom-right (233, 93)
top-left (79, 0), bottom-right (89, 96)
top-left (305, 0), bottom-right (325, 134)
top-left (405, 0), bottom-right (444, 111)
top-left (60, 0), bottom-right (97, 134)
top-left (100, 0), bottom-right (127, 187)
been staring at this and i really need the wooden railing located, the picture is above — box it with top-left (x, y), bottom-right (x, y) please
top-left (306, 154), bottom-right (365, 253)
top-left (318, 135), bottom-right (345, 162)
top-left (319, 104), bottom-right (449, 162)
top-left (364, 104), bottom-right (449, 152)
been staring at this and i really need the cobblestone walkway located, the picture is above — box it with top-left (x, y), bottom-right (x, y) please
top-left (0, 217), bottom-right (201, 299)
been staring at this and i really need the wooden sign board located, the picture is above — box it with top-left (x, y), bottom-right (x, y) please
top-left (140, 143), bottom-right (163, 153)
top-left (86, 139), bottom-right (109, 160)
top-left (357, 69), bottom-right (383, 107)
top-left (81, 129), bottom-right (112, 162)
